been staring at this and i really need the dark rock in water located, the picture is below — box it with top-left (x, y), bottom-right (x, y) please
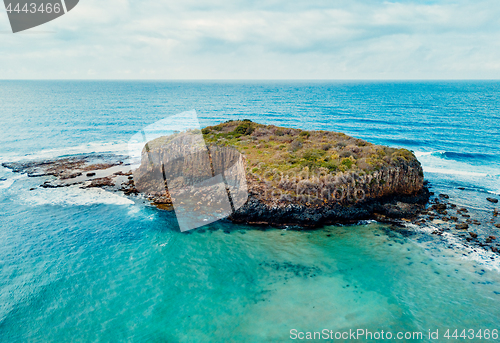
top-left (60, 172), bottom-right (82, 179)
top-left (495, 224), bottom-right (500, 229)
top-left (489, 236), bottom-right (497, 240)
top-left (439, 194), bottom-right (450, 199)
top-left (431, 203), bottom-right (447, 211)
top-left (456, 223), bottom-right (469, 230)
top-left (458, 187), bottom-right (465, 190)
top-left (40, 182), bottom-right (66, 188)
top-left (494, 209), bottom-right (499, 217)
top-left (450, 216), bottom-right (458, 222)
top-left (29, 188), bottom-right (36, 191)
top-left (381, 201), bottom-right (425, 219)
top-left (492, 247), bottom-right (498, 253)
top-left (487, 197), bottom-right (499, 203)
top-left (86, 172), bottom-right (96, 177)
top-left (0, 177), bottom-right (7, 181)
top-left (82, 177), bottom-right (115, 188)
top-left (114, 170), bottom-right (133, 176)
top-left (469, 232), bottom-right (478, 239)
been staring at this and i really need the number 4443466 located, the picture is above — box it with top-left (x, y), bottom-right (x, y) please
top-left (444, 329), bottom-right (498, 340)
top-left (5, 3), bottom-right (62, 14)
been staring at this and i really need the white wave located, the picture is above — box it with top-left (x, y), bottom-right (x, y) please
top-left (0, 172), bottom-right (26, 190)
top-left (0, 141), bottom-right (144, 164)
top-left (414, 150), bottom-right (443, 157)
top-left (0, 178), bottom-right (18, 190)
top-left (404, 222), bottom-right (500, 272)
top-left (423, 167), bottom-right (490, 177)
top-left (416, 150), bottom-right (500, 195)
top-left (17, 186), bottom-right (134, 207)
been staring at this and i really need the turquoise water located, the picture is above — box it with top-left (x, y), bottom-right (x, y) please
top-left (1, 81), bottom-right (500, 342)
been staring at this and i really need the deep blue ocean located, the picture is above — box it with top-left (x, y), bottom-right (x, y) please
top-left (1, 81), bottom-right (500, 342)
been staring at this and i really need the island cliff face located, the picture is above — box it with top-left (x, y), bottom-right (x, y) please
top-left (136, 120), bottom-right (429, 227)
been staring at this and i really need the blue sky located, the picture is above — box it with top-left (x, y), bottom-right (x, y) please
top-left (1, 0), bottom-right (499, 79)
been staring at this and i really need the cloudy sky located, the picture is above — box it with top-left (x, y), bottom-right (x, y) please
top-left (1, 0), bottom-right (499, 79)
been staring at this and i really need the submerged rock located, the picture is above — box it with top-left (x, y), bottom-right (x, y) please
top-left (487, 197), bottom-right (499, 203)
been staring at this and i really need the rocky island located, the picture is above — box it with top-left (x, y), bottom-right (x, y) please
top-left (81, 120), bottom-right (428, 228)
top-left (3, 120), bottom-right (430, 228)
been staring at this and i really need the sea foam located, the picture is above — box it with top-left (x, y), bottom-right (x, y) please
top-left (17, 186), bottom-right (134, 207)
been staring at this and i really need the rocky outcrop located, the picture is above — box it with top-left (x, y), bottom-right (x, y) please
top-left (136, 120), bottom-right (429, 227)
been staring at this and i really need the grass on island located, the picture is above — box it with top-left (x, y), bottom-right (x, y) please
top-left (200, 120), bottom-right (416, 180)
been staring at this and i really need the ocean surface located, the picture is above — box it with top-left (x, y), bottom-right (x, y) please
top-left (0, 81), bottom-right (499, 342)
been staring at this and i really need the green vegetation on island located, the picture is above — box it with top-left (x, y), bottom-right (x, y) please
top-left (201, 119), bottom-right (420, 180)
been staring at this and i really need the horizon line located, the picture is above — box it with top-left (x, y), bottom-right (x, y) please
top-left (1, 78), bottom-right (500, 82)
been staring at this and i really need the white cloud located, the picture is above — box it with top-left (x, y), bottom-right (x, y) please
top-left (1, 0), bottom-right (499, 79)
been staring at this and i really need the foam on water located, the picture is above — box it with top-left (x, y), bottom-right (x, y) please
top-left (415, 150), bottom-right (500, 195)
top-left (414, 151), bottom-right (442, 158)
top-left (16, 185), bottom-right (134, 207)
top-left (404, 222), bottom-right (500, 272)
top-left (0, 174), bottom-right (23, 190)
top-left (0, 141), bottom-right (141, 164)
top-left (424, 167), bottom-right (490, 177)
top-left (0, 177), bottom-right (21, 190)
